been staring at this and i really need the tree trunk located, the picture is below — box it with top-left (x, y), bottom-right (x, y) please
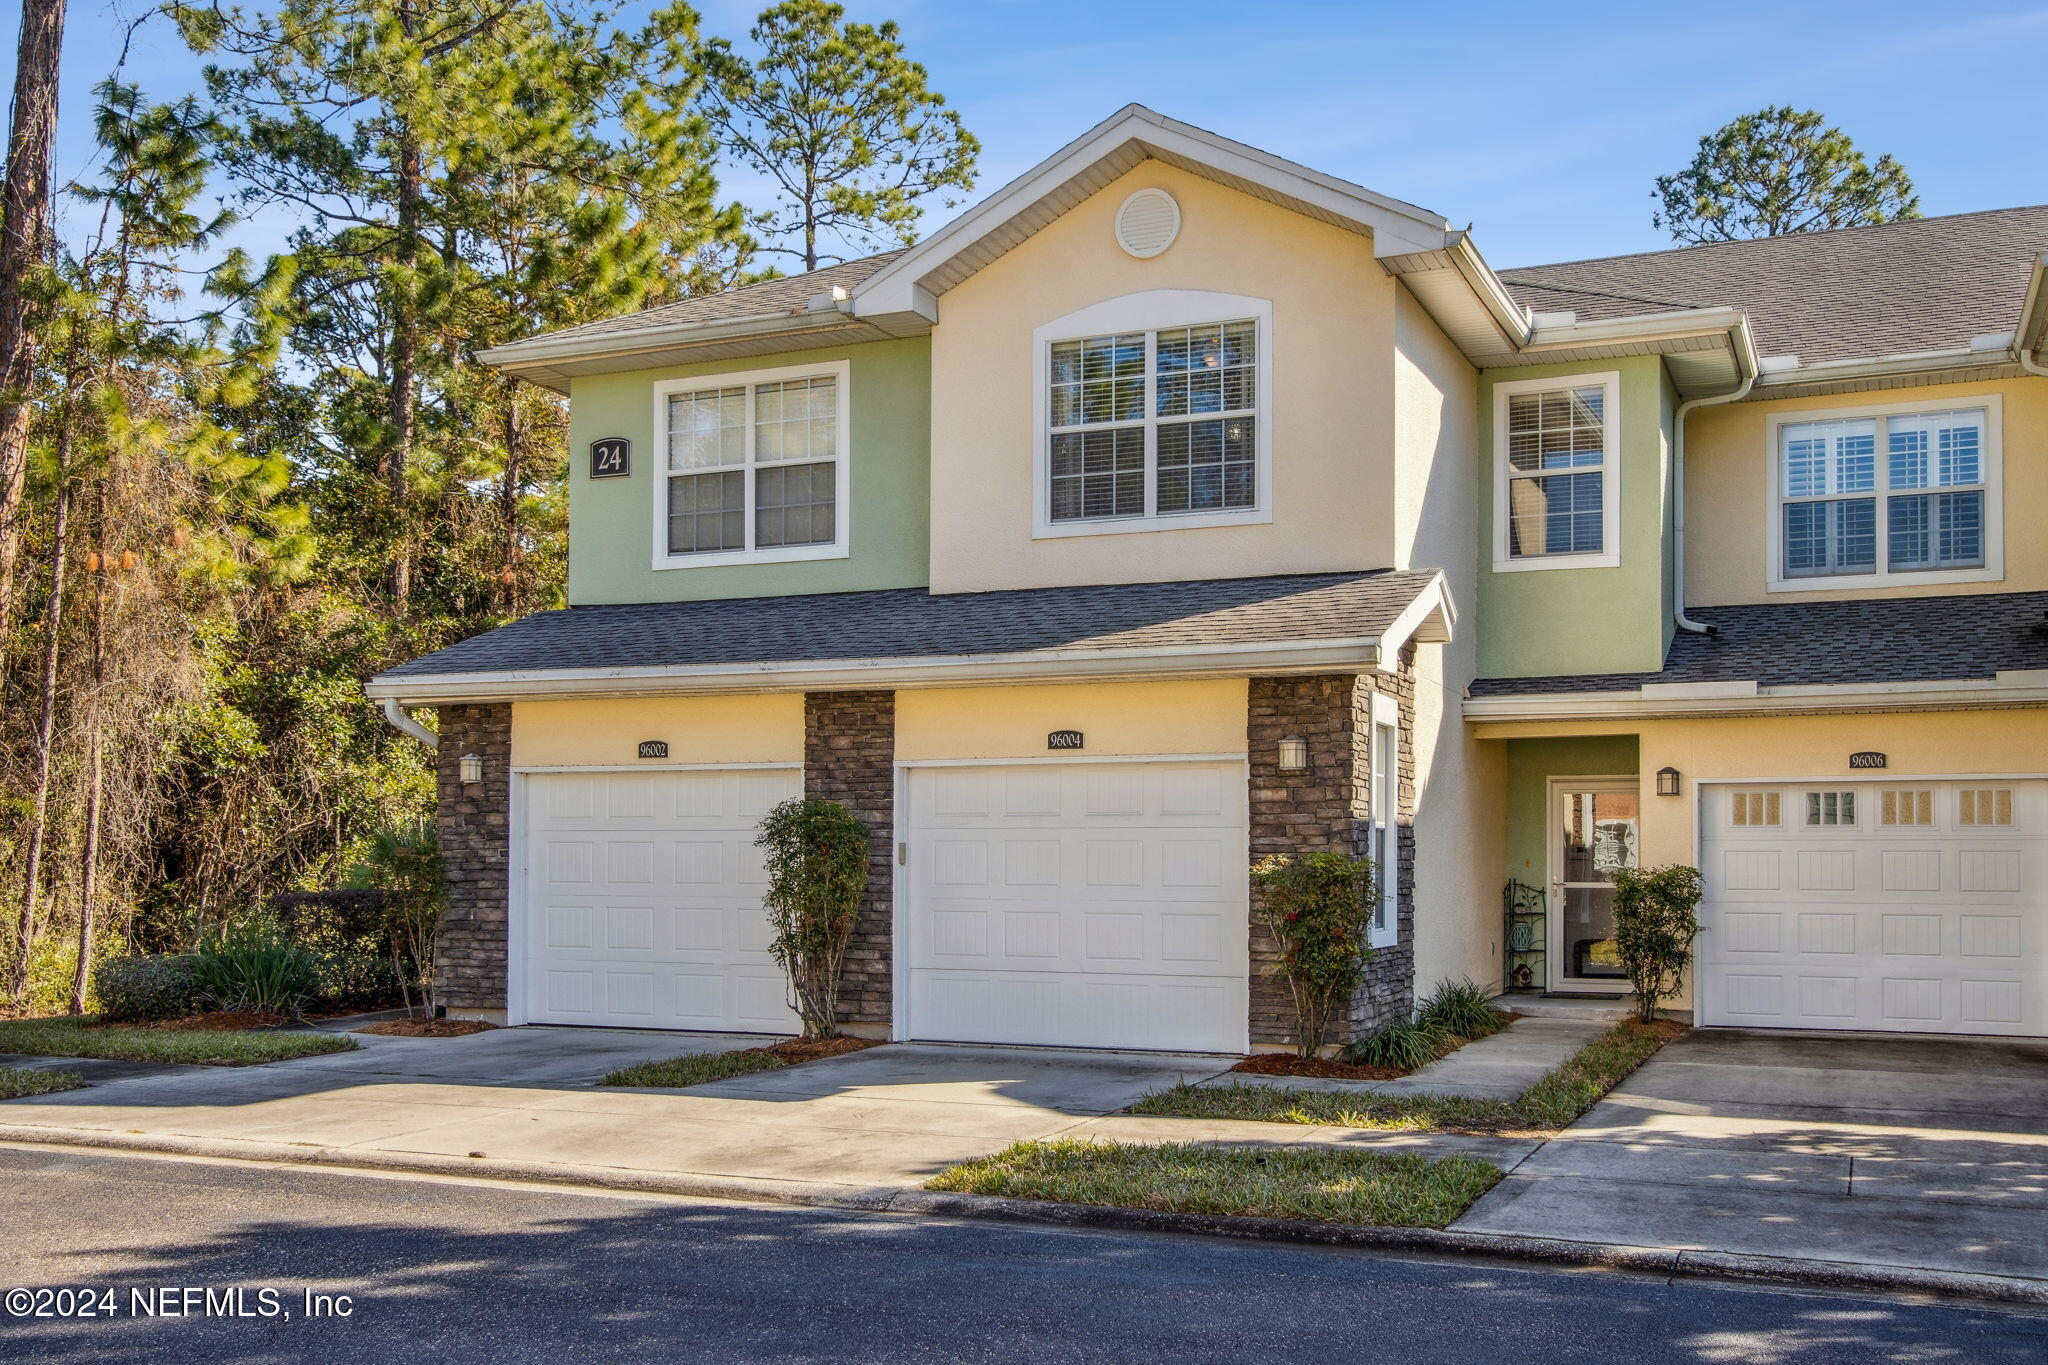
top-left (498, 391), bottom-right (520, 614)
top-left (70, 490), bottom-right (108, 1014)
top-left (384, 4), bottom-right (423, 617)
top-left (8, 472), bottom-right (71, 1004)
top-left (0, 0), bottom-right (67, 646)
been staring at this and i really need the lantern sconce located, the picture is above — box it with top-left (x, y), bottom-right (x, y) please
top-left (1277, 735), bottom-right (1309, 773)
top-left (1655, 766), bottom-right (1682, 797)
top-left (458, 753), bottom-right (485, 786)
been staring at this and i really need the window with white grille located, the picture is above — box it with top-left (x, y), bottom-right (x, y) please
top-left (1730, 791), bottom-right (1781, 827)
top-left (654, 363), bottom-right (848, 568)
top-left (1772, 398), bottom-right (2001, 590)
top-left (1046, 320), bottom-right (1258, 525)
top-left (1493, 372), bottom-right (1620, 571)
top-left (1958, 788), bottom-right (2015, 827)
top-left (1806, 791), bottom-right (1858, 827)
top-left (1879, 789), bottom-right (1935, 827)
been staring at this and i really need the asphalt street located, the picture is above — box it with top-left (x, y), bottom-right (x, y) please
top-left (1, 1145), bottom-right (2043, 1363)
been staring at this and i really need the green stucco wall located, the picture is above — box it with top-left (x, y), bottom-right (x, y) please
top-left (1475, 354), bottom-right (1673, 679)
top-left (1503, 735), bottom-right (1642, 886)
top-left (566, 337), bottom-right (931, 605)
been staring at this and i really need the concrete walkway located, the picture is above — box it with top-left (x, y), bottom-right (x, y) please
top-left (0, 1026), bottom-right (1524, 1197)
top-left (1454, 1028), bottom-right (2048, 1282)
top-left (1205, 1016), bottom-right (1608, 1099)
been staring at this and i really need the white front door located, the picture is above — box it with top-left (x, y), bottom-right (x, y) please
top-left (1699, 779), bottom-right (2047, 1035)
top-left (521, 768), bottom-right (801, 1032)
top-left (1549, 780), bottom-right (1641, 992)
top-left (904, 760), bottom-right (1249, 1053)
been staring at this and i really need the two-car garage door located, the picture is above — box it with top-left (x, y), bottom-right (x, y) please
top-left (1700, 780), bottom-right (2046, 1036)
top-left (520, 761), bottom-right (1249, 1051)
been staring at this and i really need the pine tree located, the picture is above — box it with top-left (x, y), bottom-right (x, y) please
top-left (1654, 107), bottom-right (1920, 245)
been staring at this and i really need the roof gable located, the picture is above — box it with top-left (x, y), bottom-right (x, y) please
top-left (850, 104), bottom-right (1453, 324)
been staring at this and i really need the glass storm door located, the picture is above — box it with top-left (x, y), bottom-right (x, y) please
top-left (1551, 783), bottom-right (1640, 991)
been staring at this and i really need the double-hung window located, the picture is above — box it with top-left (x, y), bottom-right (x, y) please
top-left (653, 361), bottom-right (849, 568)
top-left (1033, 292), bottom-right (1272, 537)
top-left (1771, 398), bottom-right (2001, 590)
top-left (1492, 372), bottom-right (1620, 570)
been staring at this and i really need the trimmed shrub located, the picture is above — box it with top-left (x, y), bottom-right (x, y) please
top-left (188, 923), bottom-right (320, 1018)
top-left (1417, 977), bottom-right (1509, 1040)
top-left (309, 950), bottom-right (402, 1013)
top-left (92, 954), bottom-right (204, 1023)
top-left (757, 798), bottom-right (872, 1040)
top-left (1249, 851), bottom-right (1379, 1058)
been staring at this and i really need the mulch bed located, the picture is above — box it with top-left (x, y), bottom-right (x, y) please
top-left (355, 1018), bottom-right (501, 1038)
top-left (144, 1010), bottom-right (293, 1032)
top-left (1230, 1053), bottom-right (1410, 1081)
top-left (756, 1035), bottom-right (883, 1064)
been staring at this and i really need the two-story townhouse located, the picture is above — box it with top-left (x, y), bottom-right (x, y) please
top-left (368, 103), bottom-right (2048, 1052)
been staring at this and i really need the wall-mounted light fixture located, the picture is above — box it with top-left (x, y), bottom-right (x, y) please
top-left (1277, 735), bottom-right (1309, 772)
top-left (1655, 766), bottom-right (1682, 797)
top-left (459, 753), bottom-right (485, 786)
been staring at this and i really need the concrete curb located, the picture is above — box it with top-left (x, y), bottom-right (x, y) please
top-left (6, 1124), bottom-right (2046, 1308)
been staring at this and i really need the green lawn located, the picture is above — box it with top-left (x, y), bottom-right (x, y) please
top-left (1129, 1019), bottom-right (1684, 1135)
top-left (600, 1049), bottom-right (790, 1088)
top-left (0, 1017), bottom-right (358, 1067)
top-left (1, 1066), bottom-right (84, 1099)
top-left (928, 1138), bottom-right (1502, 1229)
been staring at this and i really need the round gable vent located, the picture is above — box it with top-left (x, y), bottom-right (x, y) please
top-left (1115, 188), bottom-right (1181, 259)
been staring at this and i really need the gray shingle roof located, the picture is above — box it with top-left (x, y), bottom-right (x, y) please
top-left (519, 252), bottom-right (905, 345)
top-left (1499, 206), bottom-right (2048, 364)
top-left (1470, 591), bottom-right (2048, 697)
top-left (381, 570), bottom-right (1443, 679)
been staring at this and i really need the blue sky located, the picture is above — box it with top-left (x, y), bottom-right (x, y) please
top-left (16, 0), bottom-right (2048, 270)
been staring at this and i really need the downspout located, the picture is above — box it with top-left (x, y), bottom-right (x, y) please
top-left (380, 697), bottom-right (439, 750)
top-left (1671, 332), bottom-right (1758, 636)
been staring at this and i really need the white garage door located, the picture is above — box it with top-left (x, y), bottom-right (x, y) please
top-left (521, 768), bottom-right (801, 1033)
top-left (905, 760), bottom-right (1249, 1053)
top-left (1700, 780), bottom-right (2046, 1035)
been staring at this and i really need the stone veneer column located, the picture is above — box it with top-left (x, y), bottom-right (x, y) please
top-left (434, 703), bottom-right (512, 1012)
top-left (1247, 665), bottom-right (1417, 1050)
top-left (804, 691), bottom-right (895, 1027)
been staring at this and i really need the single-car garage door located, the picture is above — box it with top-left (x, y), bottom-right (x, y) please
top-left (521, 768), bottom-right (801, 1032)
top-left (1699, 779), bottom-right (2046, 1035)
top-left (905, 760), bottom-right (1249, 1053)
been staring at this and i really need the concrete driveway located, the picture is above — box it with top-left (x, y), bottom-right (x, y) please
top-left (1455, 1028), bottom-right (2048, 1281)
top-left (0, 1027), bottom-right (1235, 1195)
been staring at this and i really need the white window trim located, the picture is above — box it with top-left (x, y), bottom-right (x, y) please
top-left (1764, 392), bottom-right (2003, 593)
top-left (1031, 290), bottom-right (1275, 539)
top-left (1368, 690), bottom-right (1400, 949)
top-left (1491, 370), bottom-right (1622, 573)
top-left (649, 359), bottom-right (852, 571)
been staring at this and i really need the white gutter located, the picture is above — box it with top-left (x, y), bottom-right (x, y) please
top-left (1523, 305), bottom-right (1747, 353)
top-left (1666, 318), bottom-right (1760, 635)
top-left (2017, 254), bottom-right (2048, 378)
top-left (379, 697), bottom-right (439, 750)
top-left (1464, 671), bottom-right (2048, 723)
top-left (476, 298), bottom-right (863, 371)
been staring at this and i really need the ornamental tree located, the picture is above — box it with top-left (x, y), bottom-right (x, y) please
top-left (1249, 851), bottom-right (1378, 1058)
top-left (757, 797), bottom-right (871, 1038)
top-left (1608, 863), bottom-right (1705, 1023)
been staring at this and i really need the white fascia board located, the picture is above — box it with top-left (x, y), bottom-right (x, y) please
top-left (1378, 571), bottom-right (1457, 658)
top-left (2016, 254), bottom-right (2048, 355)
top-left (1463, 676), bottom-right (2048, 722)
top-left (1523, 306), bottom-right (1748, 351)
top-left (1749, 345), bottom-right (2018, 390)
top-left (367, 636), bottom-right (1392, 706)
top-left (476, 304), bottom-right (865, 374)
top-left (852, 104), bottom-right (1452, 318)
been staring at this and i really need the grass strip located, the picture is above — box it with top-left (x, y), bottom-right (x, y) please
top-left (928, 1138), bottom-right (1502, 1229)
top-left (600, 1049), bottom-right (791, 1088)
top-left (0, 1017), bottom-right (357, 1068)
top-left (1129, 1019), bottom-right (1685, 1135)
top-left (1, 1066), bottom-right (85, 1099)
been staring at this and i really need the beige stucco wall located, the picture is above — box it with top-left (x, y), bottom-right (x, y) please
top-left (510, 695), bottom-right (804, 768)
top-left (927, 161), bottom-right (1396, 594)
top-left (1391, 287), bottom-right (1501, 994)
top-left (1472, 707), bottom-right (2048, 1009)
top-left (895, 679), bottom-right (1247, 761)
top-left (1686, 375), bottom-right (2048, 606)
